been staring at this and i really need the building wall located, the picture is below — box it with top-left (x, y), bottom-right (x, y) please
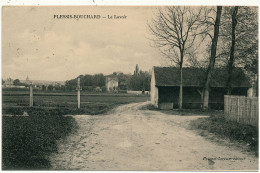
top-left (106, 77), bottom-right (119, 92)
top-left (150, 67), bottom-right (158, 107)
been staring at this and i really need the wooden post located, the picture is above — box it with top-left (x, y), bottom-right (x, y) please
top-left (237, 96), bottom-right (240, 122)
top-left (77, 90), bottom-right (80, 108)
top-left (29, 83), bottom-right (33, 107)
top-left (224, 95), bottom-right (227, 114)
top-left (76, 78), bottom-right (82, 109)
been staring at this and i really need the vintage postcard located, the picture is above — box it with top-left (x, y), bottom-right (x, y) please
top-left (1, 4), bottom-right (258, 171)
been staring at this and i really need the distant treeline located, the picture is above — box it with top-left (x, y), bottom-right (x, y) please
top-left (65, 71), bottom-right (151, 92)
top-left (127, 71), bottom-right (151, 91)
top-left (4, 71), bottom-right (151, 92)
top-left (65, 73), bottom-right (106, 91)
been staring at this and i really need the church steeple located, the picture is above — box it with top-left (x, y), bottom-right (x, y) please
top-left (134, 64), bottom-right (139, 75)
top-left (26, 75), bottom-right (30, 84)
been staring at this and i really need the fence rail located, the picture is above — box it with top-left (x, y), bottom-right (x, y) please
top-left (224, 95), bottom-right (258, 126)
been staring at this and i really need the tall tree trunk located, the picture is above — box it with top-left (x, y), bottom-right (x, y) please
top-left (179, 50), bottom-right (184, 109)
top-left (226, 6), bottom-right (239, 95)
top-left (203, 6), bottom-right (222, 110)
top-left (179, 65), bottom-right (183, 109)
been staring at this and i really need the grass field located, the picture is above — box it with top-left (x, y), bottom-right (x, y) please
top-left (2, 90), bottom-right (149, 170)
top-left (2, 90), bottom-right (150, 115)
top-left (190, 114), bottom-right (258, 156)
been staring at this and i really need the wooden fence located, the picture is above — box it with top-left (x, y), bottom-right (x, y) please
top-left (224, 95), bottom-right (258, 126)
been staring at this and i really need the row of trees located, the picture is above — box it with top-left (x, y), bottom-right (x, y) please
top-left (65, 74), bottom-right (106, 91)
top-left (3, 78), bottom-right (64, 91)
top-left (2, 78), bottom-right (31, 87)
top-left (3, 71), bottom-right (151, 92)
top-left (149, 6), bottom-right (258, 109)
top-left (127, 70), bottom-right (151, 91)
top-left (65, 71), bottom-right (151, 92)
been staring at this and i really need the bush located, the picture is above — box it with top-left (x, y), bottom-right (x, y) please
top-left (2, 108), bottom-right (78, 170)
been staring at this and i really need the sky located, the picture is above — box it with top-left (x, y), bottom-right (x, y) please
top-left (2, 6), bottom-right (168, 81)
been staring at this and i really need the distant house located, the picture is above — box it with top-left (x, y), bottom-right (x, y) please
top-left (3, 78), bottom-right (26, 88)
top-left (151, 67), bottom-right (251, 110)
top-left (3, 78), bottom-right (14, 88)
top-left (106, 74), bottom-right (119, 92)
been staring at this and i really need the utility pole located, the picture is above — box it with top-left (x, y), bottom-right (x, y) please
top-left (76, 78), bottom-right (82, 109)
top-left (29, 83), bottom-right (33, 107)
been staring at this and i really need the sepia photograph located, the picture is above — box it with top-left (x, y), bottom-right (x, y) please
top-left (1, 4), bottom-right (259, 171)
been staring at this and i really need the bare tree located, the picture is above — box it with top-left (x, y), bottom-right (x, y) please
top-left (217, 7), bottom-right (258, 95)
top-left (226, 6), bottom-right (239, 95)
top-left (202, 6), bottom-right (222, 109)
top-left (148, 6), bottom-right (202, 109)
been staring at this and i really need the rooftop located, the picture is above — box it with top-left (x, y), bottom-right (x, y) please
top-left (153, 67), bottom-right (251, 88)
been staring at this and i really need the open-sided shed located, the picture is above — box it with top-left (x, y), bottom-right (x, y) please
top-left (150, 66), bottom-right (251, 109)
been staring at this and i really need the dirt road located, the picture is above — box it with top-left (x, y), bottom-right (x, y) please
top-left (50, 102), bottom-right (258, 171)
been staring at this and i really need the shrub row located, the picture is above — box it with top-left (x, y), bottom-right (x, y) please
top-left (2, 108), bottom-right (78, 170)
top-left (3, 103), bottom-right (116, 116)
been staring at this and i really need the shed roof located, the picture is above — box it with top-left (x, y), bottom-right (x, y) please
top-left (153, 67), bottom-right (251, 88)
